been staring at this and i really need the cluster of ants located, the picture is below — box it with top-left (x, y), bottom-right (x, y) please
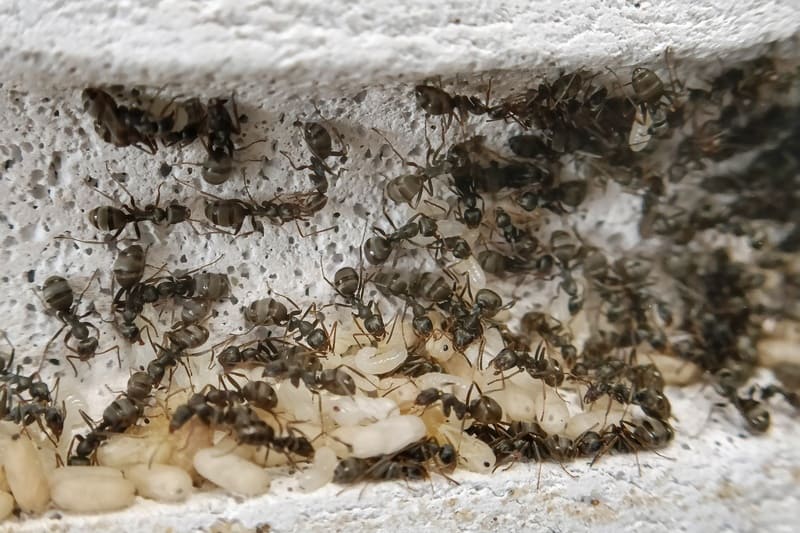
top-left (3, 46), bottom-right (800, 497)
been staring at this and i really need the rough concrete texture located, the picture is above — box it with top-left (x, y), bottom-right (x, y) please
top-left (0, 1), bottom-right (799, 532)
top-left (2, 1), bottom-right (800, 94)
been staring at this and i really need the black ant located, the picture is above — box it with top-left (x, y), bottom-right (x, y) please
top-left (38, 274), bottom-right (119, 375)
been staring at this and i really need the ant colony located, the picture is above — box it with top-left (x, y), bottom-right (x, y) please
top-left (2, 42), bottom-right (800, 522)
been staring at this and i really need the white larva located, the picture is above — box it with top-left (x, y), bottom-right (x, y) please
top-left (325, 395), bottom-right (399, 426)
top-left (193, 447), bottom-right (271, 496)
top-left (331, 415), bottom-right (426, 458)
top-left (124, 464), bottom-right (193, 503)
top-left (298, 447), bottom-right (339, 492)
top-left (332, 321), bottom-right (358, 355)
top-left (647, 353), bottom-right (702, 385)
top-left (462, 328), bottom-right (505, 370)
top-left (50, 466), bottom-right (123, 486)
top-left (276, 381), bottom-right (320, 423)
top-left (451, 255), bottom-right (487, 291)
top-left (0, 491), bottom-right (14, 522)
top-left (378, 378), bottom-right (420, 411)
top-left (414, 373), bottom-right (471, 400)
top-left (564, 411), bottom-right (608, 439)
top-left (441, 354), bottom-right (487, 389)
top-left (253, 447), bottom-right (296, 467)
top-left (538, 395), bottom-right (570, 434)
top-left (213, 435), bottom-right (256, 461)
top-left (354, 343), bottom-right (408, 375)
top-left (0, 465), bottom-right (9, 493)
top-left (757, 338), bottom-right (800, 367)
top-left (3, 434), bottom-right (50, 514)
top-left (169, 419), bottom-right (214, 481)
top-left (340, 357), bottom-right (380, 393)
top-left (96, 434), bottom-right (174, 468)
top-left (425, 330), bottom-right (454, 362)
top-left (438, 424), bottom-right (496, 473)
top-left (629, 104), bottom-right (653, 151)
top-left (50, 473), bottom-right (135, 513)
top-left (53, 379), bottom-right (90, 459)
top-left (489, 383), bottom-right (537, 422)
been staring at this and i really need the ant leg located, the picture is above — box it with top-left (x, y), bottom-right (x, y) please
top-left (76, 269), bottom-right (101, 306)
top-left (39, 323), bottom-right (67, 372)
top-left (371, 128), bottom-right (423, 171)
top-left (280, 150), bottom-right (312, 172)
top-left (66, 355), bottom-right (83, 378)
top-left (95, 344), bottom-right (122, 369)
top-left (294, 221), bottom-right (336, 239)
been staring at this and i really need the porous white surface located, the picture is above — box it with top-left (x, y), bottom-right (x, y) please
top-left (0, 1), bottom-right (799, 532)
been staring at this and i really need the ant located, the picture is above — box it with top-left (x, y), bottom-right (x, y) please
top-left (84, 175), bottom-right (191, 241)
top-left (491, 342), bottom-right (564, 388)
top-left (82, 88), bottom-right (158, 153)
top-left (323, 265), bottom-right (387, 344)
top-left (245, 292), bottom-right (334, 353)
top-left (362, 217), bottom-right (421, 266)
top-left (414, 83), bottom-right (490, 127)
top-left (38, 274), bottom-right (119, 375)
top-left (415, 382), bottom-right (503, 426)
top-left (181, 174), bottom-right (328, 237)
top-left (201, 96), bottom-right (242, 185)
top-left (369, 270), bottom-right (438, 341)
top-left (281, 111), bottom-right (347, 195)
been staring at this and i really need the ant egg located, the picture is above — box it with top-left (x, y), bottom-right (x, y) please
top-left (3, 434), bottom-right (50, 514)
top-left (331, 415), bottom-right (426, 458)
top-left (193, 448), bottom-right (271, 496)
top-left (325, 395), bottom-right (399, 426)
top-left (51, 471), bottom-right (136, 513)
top-left (97, 434), bottom-right (173, 468)
top-left (124, 464), bottom-right (193, 503)
top-left (298, 447), bottom-right (338, 492)
top-left (354, 344), bottom-right (408, 375)
top-left (0, 491), bottom-right (14, 522)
